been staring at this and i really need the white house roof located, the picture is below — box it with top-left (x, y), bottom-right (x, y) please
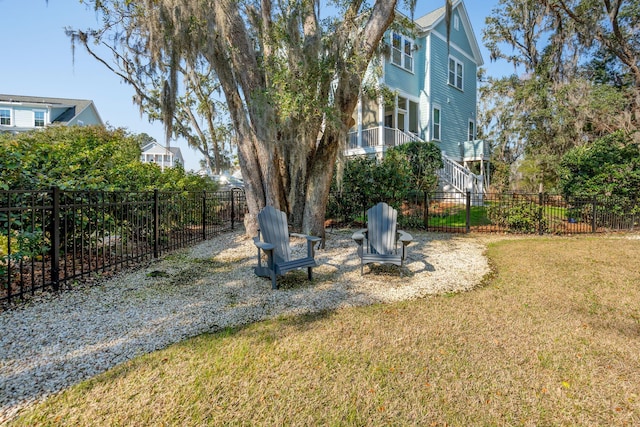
top-left (0, 94), bottom-right (104, 126)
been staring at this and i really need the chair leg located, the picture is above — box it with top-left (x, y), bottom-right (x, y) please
top-left (271, 271), bottom-right (277, 290)
top-left (308, 267), bottom-right (313, 281)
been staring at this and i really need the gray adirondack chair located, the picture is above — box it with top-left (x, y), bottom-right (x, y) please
top-left (352, 202), bottom-right (413, 275)
top-left (253, 206), bottom-right (322, 289)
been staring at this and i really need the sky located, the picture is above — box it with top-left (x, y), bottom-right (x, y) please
top-left (1, 0), bottom-right (510, 172)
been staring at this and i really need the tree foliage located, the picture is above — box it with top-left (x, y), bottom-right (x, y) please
top-left (67, 22), bottom-right (233, 175)
top-left (559, 131), bottom-right (640, 200)
top-left (0, 126), bottom-right (215, 191)
top-left (481, 0), bottom-right (640, 190)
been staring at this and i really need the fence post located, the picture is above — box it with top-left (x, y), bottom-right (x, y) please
top-left (202, 190), bottom-right (207, 240)
top-left (153, 189), bottom-right (159, 258)
top-left (466, 191), bottom-right (471, 233)
top-left (423, 192), bottom-right (429, 230)
top-left (50, 186), bottom-right (60, 292)
top-left (592, 196), bottom-right (597, 233)
top-left (538, 192), bottom-right (544, 235)
top-left (230, 189), bottom-right (235, 230)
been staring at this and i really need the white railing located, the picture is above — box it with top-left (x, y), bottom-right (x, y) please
top-left (347, 127), bottom-right (422, 149)
top-left (438, 153), bottom-right (484, 202)
top-left (383, 127), bottom-right (422, 146)
top-left (361, 127), bottom-right (380, 148)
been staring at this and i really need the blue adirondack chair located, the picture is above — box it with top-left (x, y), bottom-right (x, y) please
top-left (352, 202), bottom-right (413, 275)
top-left (253, 206), bottom-right (322, 289)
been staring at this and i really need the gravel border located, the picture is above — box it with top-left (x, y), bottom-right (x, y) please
top-left (0, 229), bottom-right (490, 423)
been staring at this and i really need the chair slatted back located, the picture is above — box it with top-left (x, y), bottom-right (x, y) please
top-left (257, 206), bottom-right (291, 263)
top-left (367, 202), bottom-right (397, 255)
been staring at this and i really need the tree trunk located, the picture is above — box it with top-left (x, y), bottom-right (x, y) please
top-left (302, 131), bottom-right (343, 245)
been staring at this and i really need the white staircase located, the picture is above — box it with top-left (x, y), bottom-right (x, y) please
top-left (436, 153), bottom-right (484, 205)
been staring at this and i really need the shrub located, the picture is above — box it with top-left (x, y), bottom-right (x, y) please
top-left (0, 125), bottom-right (217, 192)
top-left (387, 141), bottom-right (443, 193)
top-left (329, 142), bottom-right (441, 224)
top-left (559, 131), bottom-right (640, 202)
top-left (487, 198), bottom-right (547, 233)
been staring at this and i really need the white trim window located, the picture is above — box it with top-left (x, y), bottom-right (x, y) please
top-left (468, 119), bottom-right (475, 141)
top-left (448, 56), bottom-right (463, 90)
top-left (432, 106), bottom-right (441, 141)
top-left (391, 32), bottom-right (414, 72)
top-left (0, 109), bottom-right (10, 125)
top-left (34, 110), bottom-right (45, 127)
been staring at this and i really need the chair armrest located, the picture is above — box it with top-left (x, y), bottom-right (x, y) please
top-left (351, 229), bottom-right (367, 244)
top-left (253, 237), bottom-right (275, 251)
top-left (290, 233), bottom-right (321, 243)
top-left (398, 230), bottom-right (413, 245)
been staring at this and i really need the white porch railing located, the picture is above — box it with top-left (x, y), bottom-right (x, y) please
top-left (348, 127), bottom-right (422, 149)
top-left (383, 127), bottom-right (421, 146)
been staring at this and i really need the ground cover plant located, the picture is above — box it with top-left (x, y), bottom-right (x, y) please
top-left (10, 236), bottom-right (640, 426)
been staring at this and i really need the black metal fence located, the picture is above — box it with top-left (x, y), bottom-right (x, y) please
top-left (327, 191), bottom-right (640, 235)
top-left (1, 188), bottom-right (246, 306)
top-left (3, 187), bottom-right (639, 307)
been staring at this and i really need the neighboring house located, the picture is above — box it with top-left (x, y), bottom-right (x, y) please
top-left (345, 0), bottom-right (489, 196)
top-left (140, 141), bottom-right (184, 170)
top-left (0, 94), bottom-right (103, 133)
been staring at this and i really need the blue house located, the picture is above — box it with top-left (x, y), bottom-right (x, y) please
top-left (345, 0), bottom-right (488, 195)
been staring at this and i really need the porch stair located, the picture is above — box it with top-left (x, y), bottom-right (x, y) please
top-left (436, 153), bottom-right (484, 205)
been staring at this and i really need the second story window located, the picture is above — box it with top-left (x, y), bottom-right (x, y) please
top-left (391, 32), bottom-right (414, 73)
top-left (0, 109), bottom-right (10, 125)
top-left (449, 57), bottom-right (463, 90)
top-left (34, 111), bottom-right (45, 127)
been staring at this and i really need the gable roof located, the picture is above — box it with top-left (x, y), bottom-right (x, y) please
top-left (415, 5), bottom-right (446, 28)
top-left (0, 94), bottom-right (104, 126)
top-left (413, 0), bottom-right (484, 66)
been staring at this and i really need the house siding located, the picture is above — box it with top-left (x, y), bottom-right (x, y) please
top-left (428, 25), bottom-right (477, 160)
top-left (384, 30), bottom-right (422, 96)
top-left (0, 95), bottom-right (104, 132)
top-left (437, 9), bottom-right (474, 59)
top-left (361, 95), bottom-right (378, 129)
top-left (69, 107), bottom-right (101, 126)
top-left (384, 64), bottom-right (420, 95)
top-left (419, 33), bottom-right (431, 142)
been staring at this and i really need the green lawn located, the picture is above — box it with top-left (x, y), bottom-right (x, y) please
top-left (427, 206), bottom-right (492, 228)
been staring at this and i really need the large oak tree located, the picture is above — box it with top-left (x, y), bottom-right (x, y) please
top-left (71, 0), bottom-right (436, 240)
